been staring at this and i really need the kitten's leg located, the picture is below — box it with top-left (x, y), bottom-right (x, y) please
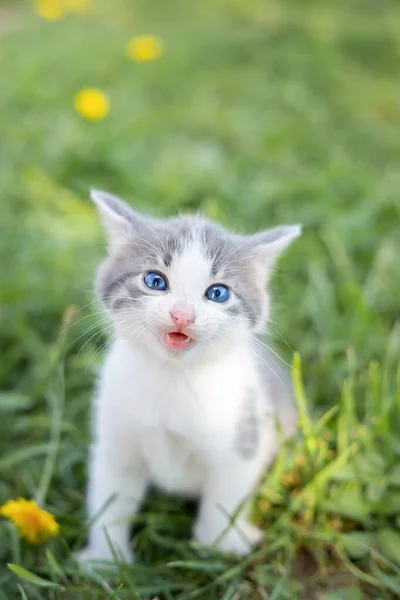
top-left (77, 442), bottom-right (147, 565)
top-left (194, 460), bottom-right (265, 556)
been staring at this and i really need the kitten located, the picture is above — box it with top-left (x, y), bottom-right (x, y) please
top-left (77, 189), bottom-right (300, 564)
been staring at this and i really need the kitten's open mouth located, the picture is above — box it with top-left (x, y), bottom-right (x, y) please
top-left (164, 331), bottom-right (193, 350)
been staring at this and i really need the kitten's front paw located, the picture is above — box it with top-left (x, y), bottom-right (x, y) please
top-left (75, 544), bottom-right (134, 569)
top-left (194, 520), bottom-right (263, 556)
top-left (218, 522), bottom-right (263, 556)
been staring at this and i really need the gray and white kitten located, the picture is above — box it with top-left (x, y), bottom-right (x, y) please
top-left (78, 189), bottom-right (300, 564)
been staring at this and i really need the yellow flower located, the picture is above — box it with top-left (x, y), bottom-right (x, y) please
top-left (126, 35), bottom-right (164, 63)
top-left (33, 0), bottom-right (64, 21)
top-left (0, 498), bottom-right (60, 544)
top-left (74, 88), bottom-right (110, 121)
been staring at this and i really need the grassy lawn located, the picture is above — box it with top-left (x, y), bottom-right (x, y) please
top-left (1, 0), bottom-right (400, 597)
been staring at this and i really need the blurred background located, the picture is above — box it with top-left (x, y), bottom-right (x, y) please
top-left (1, 1), bottom-right (400, 598)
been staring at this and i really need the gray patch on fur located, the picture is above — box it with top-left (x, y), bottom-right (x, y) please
top-left (113, 298), bottom-right (135, 310)
top-left (102, 271), bottom-right (141, 299)
top-left (234, 388), bottom-right (259, 460)
top-left (225, 305), bottom-right (240, 317)
top-left (160, 231), bottom-right (186, 267)
top-left (111, 281), bottom-right (147, 310)
top-left (126, 280), bottom-right (149, 301)
top-left (201, 227), bottom-right (234, 277)
top-left (233, 290), bottom-right (259, 325)
top-left (96, 234), bottom-right (159, 308)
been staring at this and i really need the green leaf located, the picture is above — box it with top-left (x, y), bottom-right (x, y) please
top-left (0, 393), bottom-right (34, 412)
top-left (376, 572), bottom-right (400, 595)
top-left (322, 485), bottom-right (371, 521)
top-left (220, 580), bottom-right (241, 600)
top-left (7, 564), bottom-right (61, 589)
top-left (341, 531), bottom-right (372, 559)
top-left (328, 463), bottom-right (357, 482)
top-left (0, 444), bottom-right (51, 469)
top-left (45, 548), bottom-right (66, 580)
top-left (392, 440), bottom-right (400, 457)
top-left (376, 528), bottom-right (400, 567)
top-left (376, 491), bottom-right (400, 515)
top-left (292, 352), bottom-right (312, 438)
top-left (388, 464), bottom-right (400, 486)
top-left (337, 378), bottom-right (356, 455)
top-left (320, 589), bottom-right (362, 600)
top-left (353, 452), bottom-right (385, 478)
top-left (17, 585), bottom-right (28, 600)
top-left (167, 560), bottom-right (227, 573)
top-left (366, 481), bottom-right (387, 504)
top-left (0, 587), bottom-right (12, 600)
top-left (110, 583), bottom-right (124, 599)
top-left (293, 444), bottom-right (357, 512)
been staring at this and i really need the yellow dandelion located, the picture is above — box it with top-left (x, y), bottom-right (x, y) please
top-left (33, 0), bottom-right (64, 21)
top-left (74, 88), bottom-right (110, 122)
top-left (126, 35), bottom-right (164, 63)
top-left (0, 498), bottom-right (60, 544)
top-left (63, 0), bottom-right (92, 14)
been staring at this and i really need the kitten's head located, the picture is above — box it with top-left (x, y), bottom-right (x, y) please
top-left (92, 189), bottom-right (300, 363)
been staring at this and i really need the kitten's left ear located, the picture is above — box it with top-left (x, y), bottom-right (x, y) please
top-left (247, 224), bottom-right (301, 275)
top-left (90, 189), bottom-right (147, 250)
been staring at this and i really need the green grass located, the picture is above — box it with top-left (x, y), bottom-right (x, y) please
top-left (1, 0), bottom-right (400, 597)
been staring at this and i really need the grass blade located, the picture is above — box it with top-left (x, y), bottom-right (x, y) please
top-left (8, 564), bottom-right (61, 589)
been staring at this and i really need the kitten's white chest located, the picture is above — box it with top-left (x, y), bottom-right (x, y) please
top-left (139, 429), bottom-right (204, 494)
top-left (98, 339), bottom-right (255, 459)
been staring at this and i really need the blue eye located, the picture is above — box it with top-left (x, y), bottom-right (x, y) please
top-left (144, 272), bottom-right (168, 291)
top-left (205, 284), bottom-right (230, 303)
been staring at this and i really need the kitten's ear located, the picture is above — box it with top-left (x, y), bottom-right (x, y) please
top-left (247, 225), bottom-right (301, 275)
top-left (90, 189), bottom-right (145, 250)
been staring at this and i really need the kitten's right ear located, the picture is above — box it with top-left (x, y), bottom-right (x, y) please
top-left (90, 189), bottom-right (145, 250)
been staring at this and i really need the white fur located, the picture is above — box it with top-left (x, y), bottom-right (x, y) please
top-left (79, 338), bottom-right (278, 564)
top-left (77, 197), bottom-right (299, 565)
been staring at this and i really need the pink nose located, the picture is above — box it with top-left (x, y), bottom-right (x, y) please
top-left (170, 305), bottom-right (195, 330)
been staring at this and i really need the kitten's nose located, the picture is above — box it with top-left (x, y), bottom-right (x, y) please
top-left (170, 304), bottom-right (195, 330)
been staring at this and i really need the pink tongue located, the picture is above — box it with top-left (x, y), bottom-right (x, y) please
top-left (165, 332), bottom-right (191, 348)
top-left (168, 332), bottom-right (189, 342)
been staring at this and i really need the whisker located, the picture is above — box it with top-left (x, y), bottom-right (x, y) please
top-left (75, 314), bottom-right (146, 362)
top-left (74, 322), bottom-right (117, 363)
top-left (61, 309), bottom-right (105, 332)
top-left (248, 346), bottom-right (288, 390)
top-left (220, 315), bottom-right (293, 381)
top-left (68, 316), bottom-right (112, 347)
top-left (251, 335), bottom-right (294, 371)
top-left (85, 317), bottom-right (148, 369)
top-left (264, 323), bottom-right (294, 352)
top-left (69, 308), bottom-right (148, 348)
